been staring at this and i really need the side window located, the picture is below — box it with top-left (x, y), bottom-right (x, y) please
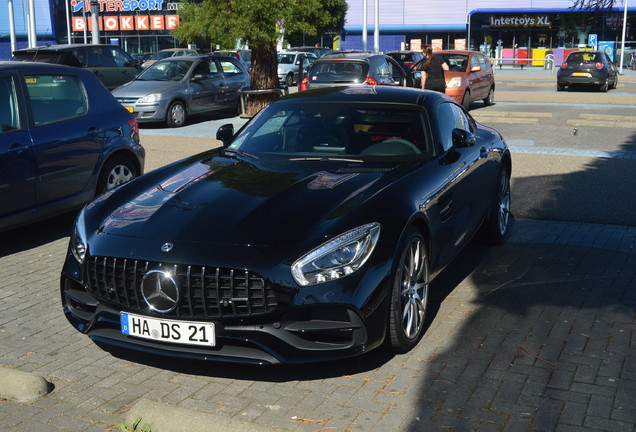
top-left (0, 76), bottom-right (20, 133)
top-left (376, 60), bottom-right (391, 77)
top-left (470, 54), bottom-right (480, 69)
top-left (24, 74), bottom-right (88, 126)
top-left (207, 59), bottom-right (223, 77)
top-left (478, 54), bottom-right (490, 69)
top-left (436, 103), bottom-right (456, 152)
top-left (219, 58), bottom-right (243, 76)
top-left (450, 104), bottom-right (471, 132)
top-left (109, 47), bottom-right (133, 67)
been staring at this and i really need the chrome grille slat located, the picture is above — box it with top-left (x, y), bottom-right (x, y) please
top-left (85, 256), bottom-right (276, 319)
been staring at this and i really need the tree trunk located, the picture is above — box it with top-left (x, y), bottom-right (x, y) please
top-left (247, 44), bottom-right (281, 116)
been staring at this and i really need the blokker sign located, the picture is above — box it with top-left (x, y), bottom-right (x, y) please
top-left (489, 16), bottom-right (552, 27)
top-left (71, 15), bottom-right (179, 31)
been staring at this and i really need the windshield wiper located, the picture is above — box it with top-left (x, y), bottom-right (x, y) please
top-left (289, 156), bottom-right (364, 163)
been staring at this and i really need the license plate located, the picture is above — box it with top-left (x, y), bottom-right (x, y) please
top-left (573, 72), bottom-right (591, 77)
top-left (124, 106), bottom-right (134, 113)
top-left (120, 312), bottom-right (215, 347)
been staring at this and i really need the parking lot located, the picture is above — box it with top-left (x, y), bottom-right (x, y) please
top-left (1, 69), bottom-right (636, 432)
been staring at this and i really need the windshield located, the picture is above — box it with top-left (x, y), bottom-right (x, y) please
top-left (277, 54), bottom-right (296, 64)
top-left (150, 51), bottom-right (174, 61)
top-left (136, 60), bottom-right (192, 81)
top-left (440, 54), bottom-right (469, 72)
top-left (227, 101), bottom-right (431, 160)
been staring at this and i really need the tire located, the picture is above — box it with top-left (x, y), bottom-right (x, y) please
top-left (611, 74), bottom-right (618, 89)
top-left (386, 229), bottom-right (429, 353)
top-left (482, 167), bottom-right (511, 245)
top-left (461, 90), bottom-right (471, 110)
top-left (599, 80), bottom-right (608, 92)
top-left (557, 83), bottom-right (565, 92)
top-left (483, 87), bottom-right (495, 106)
top-left (96, 155), bottom-right (137, 195)
top-left (166, 101), bottom-right (186, 127)
top-left (285, 73), bottom-right (294, 87)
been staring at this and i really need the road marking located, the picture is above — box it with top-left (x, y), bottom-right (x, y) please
top-left (509, 145), bottom-right (636, 159)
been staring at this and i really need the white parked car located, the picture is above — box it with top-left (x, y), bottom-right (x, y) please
top-left (277, 51), bottom-right (317, 86)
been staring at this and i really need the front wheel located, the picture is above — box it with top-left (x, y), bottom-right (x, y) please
top-left (611, 74), bottom-right (618, 89)
top-left (166, 101), bottom-right (186, 127)
top-left (461, 90), bottom-right (471, 110)
top-left (483, 87), bottom-right (495, 106)
top-left (285, 73), bottom-right (294, 87)
top-left (386, 230), bottom-right (429, 353)
top-left (481, 167), bottom-right (511, 245)
top-left (96, 155), bottom-right (137, 195)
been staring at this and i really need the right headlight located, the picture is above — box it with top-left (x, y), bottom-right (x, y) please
top-left (71, 210), bottom-right (88, 264)
top-left (291, 223), bottom-right (380, 286)
top-left (447, 77), bottom-right (463, 88)
top-left (137, 93), bottom-right (162, 104)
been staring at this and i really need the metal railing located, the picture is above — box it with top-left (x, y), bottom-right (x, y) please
top-left (238, 86), bottom-right (289, 118)
top-left (492, 54), bottom-right (556, 74)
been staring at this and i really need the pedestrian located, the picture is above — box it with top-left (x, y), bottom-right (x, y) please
top-left (420, 46), bottom-right (449, 93)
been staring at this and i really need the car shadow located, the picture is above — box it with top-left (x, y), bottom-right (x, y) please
top-left (138, 111), bottom-right (239, 129)
top-left (0, 210), bottom-right (76, 258)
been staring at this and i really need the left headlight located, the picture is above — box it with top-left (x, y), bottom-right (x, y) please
top-left (291, 223), bottom-right (380, 286)
top-left (447, 77), bottom-right (463, 88)
top-left (71, 210), bottom-right (88, 264)
top-left (138, 93), bottom-right (162, 104)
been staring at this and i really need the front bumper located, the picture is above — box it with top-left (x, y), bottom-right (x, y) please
top-left (62, 273), bottom-right (385, 364)
top-left (119, 100), bottom-right (170, 123)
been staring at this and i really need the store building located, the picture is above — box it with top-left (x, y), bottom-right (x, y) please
top-left (341, 0), bottom-right (635, 62)
top-left (1, 0), bottom-right (634, 60)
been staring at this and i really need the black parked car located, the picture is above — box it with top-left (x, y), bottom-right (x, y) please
top-left (300, 52), bottom-right (408, 90)
top-left (557, 50), bottom-right (618, 92)
top-left (61, 86), bottom-right (511, 365)
top-left (12, 44), bottom-right (142, 90)
top-left (0, 61), bottom-right (145, 232)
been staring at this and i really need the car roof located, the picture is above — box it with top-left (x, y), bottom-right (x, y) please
top-left (14, 43), bottom-right (120, 52)
top-left (277, 85), bottom-right (442, 107)
top-left (317, 52), bottom-right (384, 61)
top-left (0, 60), bottom-right (84, 71)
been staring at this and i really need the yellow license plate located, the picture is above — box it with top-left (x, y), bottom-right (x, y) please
top-left (124, 106), bottom-right (134, 113)
top-left (573, 72), bottom-right (591, 77)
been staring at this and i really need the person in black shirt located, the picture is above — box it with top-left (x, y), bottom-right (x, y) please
top-left (420, 47), bottom-right (450, 93)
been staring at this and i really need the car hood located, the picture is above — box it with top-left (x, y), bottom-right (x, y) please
top-left (112, 79), bottom-right (182, 96)
top-left (93, 151), bottom-right (405, 246)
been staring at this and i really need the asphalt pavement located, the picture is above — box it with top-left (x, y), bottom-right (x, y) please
top-left (1, 64), bottom-right (635, 432)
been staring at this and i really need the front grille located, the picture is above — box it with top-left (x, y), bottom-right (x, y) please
top-left (85, 256), bottom-right (277, 319)
top-left (115, 97), bottom-right (138, 104)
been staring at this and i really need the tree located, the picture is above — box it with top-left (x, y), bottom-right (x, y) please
top-left (570, 0), bottom-right (618, 11)
top-left (173, 0), bottom-right (347, 114)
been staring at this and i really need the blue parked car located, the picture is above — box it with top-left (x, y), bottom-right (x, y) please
top-left (0, 61), bottom-right (145, 232)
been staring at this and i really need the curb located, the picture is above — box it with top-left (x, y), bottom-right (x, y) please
top-left (125, 399), bottom-right (277, 432)
top-left (0, 366), bottom-right (51, 402)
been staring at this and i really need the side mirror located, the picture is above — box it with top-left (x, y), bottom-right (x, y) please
top-left (451, 128), bottom-right (476, 148)
top-left (216, 124), bottom-right (235, 147)
top-left (470, 65), bottom-right (482, 72)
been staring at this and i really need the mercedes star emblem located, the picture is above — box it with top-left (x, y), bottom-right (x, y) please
top-left (140, 270), bottom-right (180, 313)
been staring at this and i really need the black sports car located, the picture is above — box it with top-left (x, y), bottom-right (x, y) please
top-left (61, 86), bottom-right (512, 365)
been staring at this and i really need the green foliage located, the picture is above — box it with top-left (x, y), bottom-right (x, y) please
top-left (173, 0), bottom-right (347, 47)
top-left (113, 416), bottom-right (151, 432)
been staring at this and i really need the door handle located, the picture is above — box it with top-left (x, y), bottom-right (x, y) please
top-left (8, 142), bottom-right (26, 153)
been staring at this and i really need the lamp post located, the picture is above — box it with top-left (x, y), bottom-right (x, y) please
top-left (619, 0), bottom-right (628, 73)
top-left (362, 0), bottom-right (367, 52)
top-left (91, 0), bottom-right (100, 44)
